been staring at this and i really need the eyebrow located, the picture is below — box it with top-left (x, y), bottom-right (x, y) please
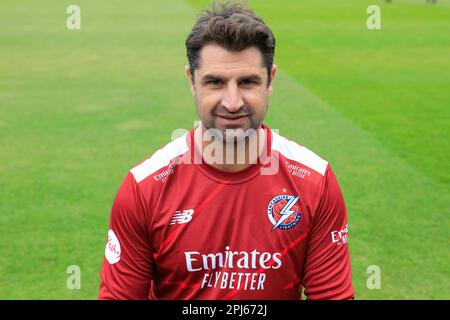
top-left (201, 74), bottom-right (263, 83)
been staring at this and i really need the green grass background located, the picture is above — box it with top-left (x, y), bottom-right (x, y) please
top-left (0, 0), bottom-right (448, 299)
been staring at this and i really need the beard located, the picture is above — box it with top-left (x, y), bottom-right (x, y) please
top-left (200, 104), bottom-right (266, 144)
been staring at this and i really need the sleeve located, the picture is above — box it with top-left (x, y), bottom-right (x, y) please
top-left (98, 172), bottom-right (154, 300)
top-left (301, 164), bottom-right (354, 300)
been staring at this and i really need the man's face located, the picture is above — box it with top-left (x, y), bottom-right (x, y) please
top-left (186, 44), bottom-right (276, 141)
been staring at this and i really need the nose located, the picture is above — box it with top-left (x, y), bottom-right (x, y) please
top-left (221, 83), bottom-right (244, 113)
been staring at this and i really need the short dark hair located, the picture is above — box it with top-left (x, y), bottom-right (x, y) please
top-left (185, 1), bottom-right (276, 82)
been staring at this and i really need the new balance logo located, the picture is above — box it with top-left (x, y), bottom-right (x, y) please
top-left (170, 209), bottom-right (194, 225)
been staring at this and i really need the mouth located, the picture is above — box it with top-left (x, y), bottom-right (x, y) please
top-left (215, 115), bottom-right (248, 127)
top-left (215, 114), bottom-right (248, 120)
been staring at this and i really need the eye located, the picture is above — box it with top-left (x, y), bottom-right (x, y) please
top-left (206, 79), bottom-right (221, 85)
top-left (240, 79), bottom-right (257, 86)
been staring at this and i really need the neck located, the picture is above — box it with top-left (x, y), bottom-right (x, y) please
top-left (194, 124), bottom-right (266, 172)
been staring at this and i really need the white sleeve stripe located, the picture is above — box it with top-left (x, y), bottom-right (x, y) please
top-left (130, 133), bottom-right (189, 183)
top-left (271, 131), bottom-right (328, 176)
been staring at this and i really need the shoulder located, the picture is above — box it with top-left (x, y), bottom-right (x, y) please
top-left (270, 131), bottom-right (345, 222)
top-left (129, 132), bottom-right (190, 185)
top-left (271, 130), bottom-right (329, 177)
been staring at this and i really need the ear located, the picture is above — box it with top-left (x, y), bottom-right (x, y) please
top-left (268, 64), bottom-right (277, 97)
top-left (185, 65), bottom-right (195, 96)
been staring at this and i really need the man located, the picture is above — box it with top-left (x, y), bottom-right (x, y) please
top-left (99, 1), bottom-right (354, 300)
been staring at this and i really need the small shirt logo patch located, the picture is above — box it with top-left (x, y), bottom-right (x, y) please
top-left (267, 195), bottom-right (302, 230)
top-left (170, 209), bottom-right (195, 225)
top-left (105, 229), bottom-right (121, 264)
